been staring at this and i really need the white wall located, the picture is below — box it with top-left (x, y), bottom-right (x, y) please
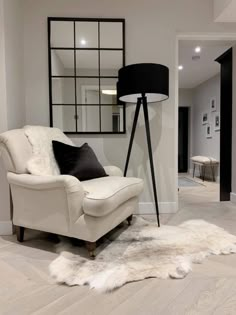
top-left (0, 0), bottom-right (10, 232)
top-left (179, 89), bottom-right (193, 108)
top-left (214, 0), bottom-right (232, 21)
top-left (4, 0), bottom-right (25, 130)
top-left (214, 0), bottom-right (236, 22)
top-left (22, 0), bottom-right (236, 213)
top-left (0, 0), bottom-right (25, 234)
top-left (192, 74), bottom-right (220, 179)
top-left (0, 0), bottom-right (8, 134)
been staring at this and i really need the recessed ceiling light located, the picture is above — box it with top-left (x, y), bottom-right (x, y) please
top-left (80, 39), bottom-right (87, 45)
top-left (178, 65), bottom-right (183, 70)
top-left (195, 46), bottom-right (201, 53)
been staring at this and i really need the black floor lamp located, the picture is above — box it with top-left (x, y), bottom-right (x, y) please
top-left (117, 63), bottom-right (169, 227)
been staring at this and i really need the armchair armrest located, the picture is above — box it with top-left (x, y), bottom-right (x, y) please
top-left (104, 166), bottom-right (123, 177)
top-left (7, 173), bottom-right (85, 230)
top-left (7, 173), bottom-right (84, 194)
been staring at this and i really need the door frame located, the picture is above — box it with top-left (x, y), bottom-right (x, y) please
top-left (215, 48), bottom-right (233, 200)
top-left (176, 33), bottom-right (236, 202)
top-left (178, 107), bottom-right (189, 173)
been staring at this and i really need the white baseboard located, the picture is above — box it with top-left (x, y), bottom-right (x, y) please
top-left (230, 192), bottom-right (236, 203)
top-left (0, 220), bottom-right (12, 235)
top-left (136, 202), bottom-right (177, 214)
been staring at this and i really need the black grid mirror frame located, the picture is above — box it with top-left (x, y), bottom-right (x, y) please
top-left (47, 17), bottom-right (126, 134)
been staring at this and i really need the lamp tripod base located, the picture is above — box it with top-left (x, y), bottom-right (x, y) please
top-left (124, 96), bottom-right (160, 227)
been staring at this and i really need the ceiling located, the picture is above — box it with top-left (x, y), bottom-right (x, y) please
top-left (178, 40), bottom-right (235, 89)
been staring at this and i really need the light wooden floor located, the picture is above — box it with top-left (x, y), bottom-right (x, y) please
top-left (1, 177), bottom-right (236, 315)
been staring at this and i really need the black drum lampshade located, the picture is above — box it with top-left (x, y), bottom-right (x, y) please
top-left (117, 63), bottom-right (169, 103)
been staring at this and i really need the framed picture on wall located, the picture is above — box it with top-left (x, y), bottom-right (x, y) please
top-left (214, 112), bottom-right (220, 131)
top-left (210, 97), bottom-right (217, 112)
top-left (202, 112), bottom-right (209, 125)
top-left (206, 124), bottom-right (212, 138)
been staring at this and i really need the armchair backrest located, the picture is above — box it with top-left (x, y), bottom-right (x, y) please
top-left (0, 129), bottom-right (32, 174)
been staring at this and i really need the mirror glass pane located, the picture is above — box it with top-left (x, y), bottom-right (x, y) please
top-left (75, 22), bottom-right (98, 48)
top-left (52, 78), bottom-right (75, 104)
top-left (76, 50), bottom-right (98, 76)
top-left (100, 22), bottom-right (123, 48)
top-left (77, 106), bottom-right (100, 132)
top-left (101, 105), bottom-right (124, 132)
top-left (51, 21), bottom-right (74, 48)
top-left (100, 50), bottom-right (123, 76)
top-left (76, 78), bottom-right (99, 105)
top-left (53, 106), bottom-right (76, 132)
top-left (100, 78), bottom-right (118, 104)
top-left (51, 50), bottom-right (74, 76)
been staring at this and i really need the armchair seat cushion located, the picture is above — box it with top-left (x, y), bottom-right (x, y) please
top-left (82, 176), bottom-right (143, 217)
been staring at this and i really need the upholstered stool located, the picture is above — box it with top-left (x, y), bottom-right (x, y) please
top-left (191, 156), bottom-right (219, 182)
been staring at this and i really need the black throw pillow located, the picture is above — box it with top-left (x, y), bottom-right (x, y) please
top-left (52, 141), bottom-right (107, 181)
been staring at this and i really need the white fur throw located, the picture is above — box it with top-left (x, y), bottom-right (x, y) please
top-left (24, 125), bottom-right (73, 175)
top-left (49, 217), bottom-right (236, 292)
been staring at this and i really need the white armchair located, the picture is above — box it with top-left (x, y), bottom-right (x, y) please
top-left (0, 128), bottom-right (143, 258)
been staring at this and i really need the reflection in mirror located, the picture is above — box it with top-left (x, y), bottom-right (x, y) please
top-left (78, 106), bottom-right (100, 132)
top-left (101, 90), bottom-right (116, 104)
top-left (79, 82), bottom-right (117, 105)
top-left (52, 78), bottom-right (75, 104)
top-left (51, 50), bottom-right (74, 76)
top-left (51, 21), bottom-right (74, 48)
top-left (75, 22), bottom-right (98, 48)
top-left (53, 106), bottom-right (76, 132)
top-left (77, 79), bottom-right (99, 104)
top-left (100, 78), bottom-right (118, 100)
top-left (76, 50), bottom-right (99, 76)
top-left (101, 106), bottom-right (124, 132)
top-left (100, 51), bottom-right (123, 76)
top-left (48, 18), bottom-right (125, 133)
top-left (78, 83), bottom-right (124, 132)
top-left (100, 22), bottom-right (123, 48)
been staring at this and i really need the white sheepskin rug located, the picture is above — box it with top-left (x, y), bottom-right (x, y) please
top-left (24, 125), bottom-right (73, 175)
top-left (49, 217), bottom-right (236, 292)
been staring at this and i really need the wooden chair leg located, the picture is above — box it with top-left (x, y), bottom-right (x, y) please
top-left (85, 241), bottom-right (96, 259)
top-left (16, 226), bottom-right (24, 242)
top-left (127, 215), bottom-right (133, 226)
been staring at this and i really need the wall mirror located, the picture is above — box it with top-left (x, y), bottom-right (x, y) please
top-left (48, 17), bottom-right (126, 134)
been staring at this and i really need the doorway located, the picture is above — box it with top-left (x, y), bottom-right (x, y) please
top-left (177, 38), bottom-right (235, 203)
